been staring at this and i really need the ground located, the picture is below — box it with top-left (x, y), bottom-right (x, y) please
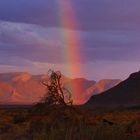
top-left (0, 105), bottom-right (140, 140)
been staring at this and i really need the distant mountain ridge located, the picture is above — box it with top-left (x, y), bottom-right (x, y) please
top-left (0, 72), bottom-right (121, 105)
top-left (86, 71), bottom-right (140, 107)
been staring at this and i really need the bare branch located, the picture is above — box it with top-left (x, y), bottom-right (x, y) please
top-left (41, 70), bottom-right (73, 107)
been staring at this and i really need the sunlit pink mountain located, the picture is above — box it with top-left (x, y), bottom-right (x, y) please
top-left (0, 72), bottom-right (121, 105)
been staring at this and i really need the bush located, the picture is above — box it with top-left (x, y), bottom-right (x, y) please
top-left (13, 115), bottom-right (26, 124)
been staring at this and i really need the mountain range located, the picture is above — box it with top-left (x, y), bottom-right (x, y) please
top-left (86, 71), bottom-right (140, 108)
top-left (0, 72), bottom-right (121, 105)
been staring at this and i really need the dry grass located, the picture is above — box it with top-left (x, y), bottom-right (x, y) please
top-left (0, 106), bottom-right (140, 140)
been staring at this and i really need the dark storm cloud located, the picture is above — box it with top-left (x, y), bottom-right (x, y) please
top-left (0, 0), bottom-right (140, 79)
top-left (0, 21), bottom-right (65, 63)
top-left (0, 20), bottom-right (140, 64)
top-left (0, 0), bottom-right (140, 30)
top-left (0, 0), bottom-right (60, 28)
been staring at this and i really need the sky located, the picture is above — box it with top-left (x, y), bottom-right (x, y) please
top-left (0, 0), bottom-right (140, 80)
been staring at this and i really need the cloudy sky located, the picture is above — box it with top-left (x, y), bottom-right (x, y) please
top-left (0, 0), bottom-right (140, 80)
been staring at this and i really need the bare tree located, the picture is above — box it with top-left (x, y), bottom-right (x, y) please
top-left (41, 70), bottom-right (73, 107)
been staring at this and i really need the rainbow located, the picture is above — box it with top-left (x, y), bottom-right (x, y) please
top-left (57, 1), bottom-right (83, 103)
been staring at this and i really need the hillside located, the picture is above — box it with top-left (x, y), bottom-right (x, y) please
top-left (86, 71), bottom-right (140, 107)
top-left (0, 72), bottom-right (120, 105)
